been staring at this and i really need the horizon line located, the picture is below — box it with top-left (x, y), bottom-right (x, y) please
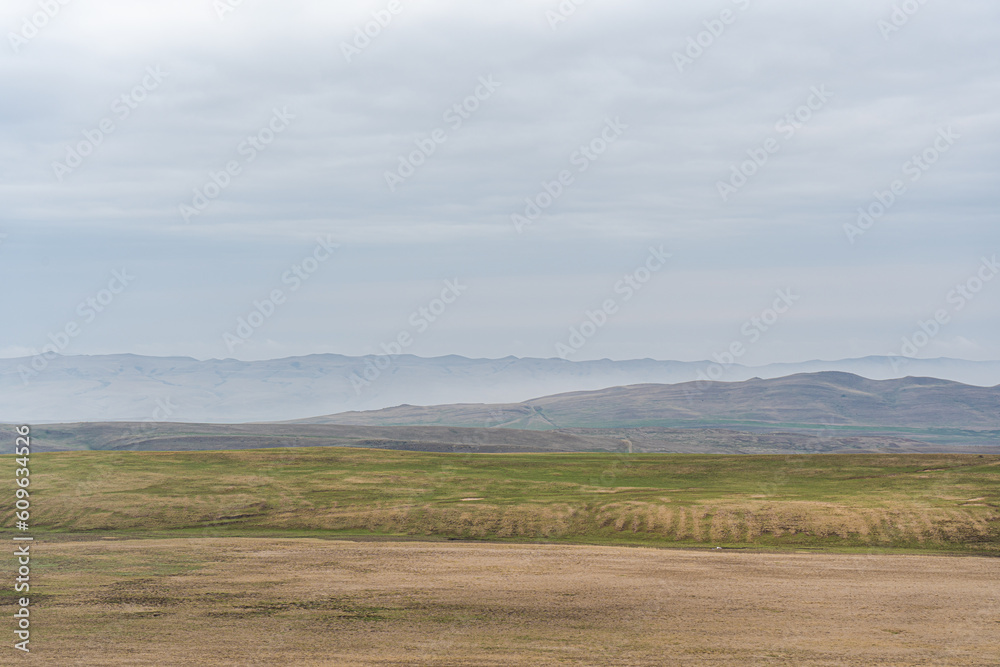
top-left (1, 351), bottom-right (999, 366)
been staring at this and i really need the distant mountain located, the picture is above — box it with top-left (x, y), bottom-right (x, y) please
top-left (7, 371), bottom-right (998, 455)
top-left (296, 372), bottom-right (1000, 450)
top-left (1, 353), bottom-right (999, 424)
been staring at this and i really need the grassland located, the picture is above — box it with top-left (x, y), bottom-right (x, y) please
top-left (8, 448), bottom-right (1000, 665)
top-left (12, 448), bottom-right (1000, 553)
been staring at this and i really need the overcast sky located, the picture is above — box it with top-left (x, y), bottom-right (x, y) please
top-left (2, 0), bottom-right (998, 365)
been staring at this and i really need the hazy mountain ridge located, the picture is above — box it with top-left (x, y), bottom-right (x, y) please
top-left (2, 353), bottom-right (999, 424)
top-left (6, 370), bottom-right (998, 454)
top-left (295, 372), bottom-right (1000, 450)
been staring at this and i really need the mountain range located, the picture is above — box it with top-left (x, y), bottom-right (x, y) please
top-left (11, 371), bottom-right (999, 455)
top-left (3, 353), bottom-right (1000, 424)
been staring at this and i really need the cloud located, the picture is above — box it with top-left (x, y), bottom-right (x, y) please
top-left (0, 0), bottom-right (997, 362)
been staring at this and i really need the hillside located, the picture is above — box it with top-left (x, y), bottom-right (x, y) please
top-left (6, 420), bottom-right (954, 455)
top-left (295, 372), bottom-right (1000, 449)
top-left (297, 372), bottom-right (1000, 429)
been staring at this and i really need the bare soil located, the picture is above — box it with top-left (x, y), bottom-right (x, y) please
top-left (24, 538), bottom-right (1000, 665)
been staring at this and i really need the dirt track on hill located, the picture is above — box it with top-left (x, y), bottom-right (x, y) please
top-left (28, 538), bottom-right (1000, 665)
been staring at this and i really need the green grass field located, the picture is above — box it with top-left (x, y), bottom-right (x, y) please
top-left (9, 448), bottom-right (1000, 553)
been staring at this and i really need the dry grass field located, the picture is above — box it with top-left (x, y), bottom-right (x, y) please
top-left (18, 449), bottom-right (1000, 553)
top-left (23, 537), bottom-right (1000, 666)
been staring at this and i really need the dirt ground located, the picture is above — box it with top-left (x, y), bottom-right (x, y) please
top-left (25, 538), bottom-right (1000, 665)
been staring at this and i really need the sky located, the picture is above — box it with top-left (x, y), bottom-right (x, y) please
top-left (1, 0), bottom-right (998, 365)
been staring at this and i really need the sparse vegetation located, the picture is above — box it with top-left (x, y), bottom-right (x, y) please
top-left (17, 538), bottom-right (1000, 665)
